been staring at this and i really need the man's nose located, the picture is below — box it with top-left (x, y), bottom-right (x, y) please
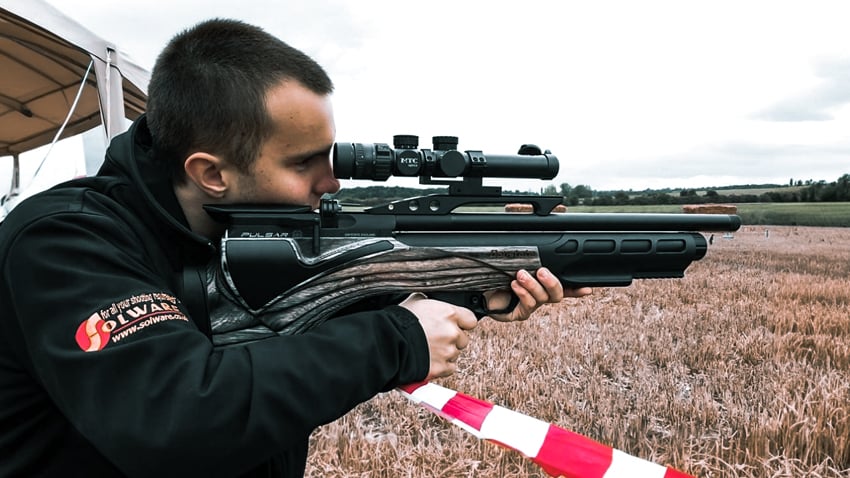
top-left (315, 159), bottom-right (341, 195)
top-left (318, 176), bottom-right (341, 195)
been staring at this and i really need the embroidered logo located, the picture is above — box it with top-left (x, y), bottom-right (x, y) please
top-left (74, 292), bottom-right (188, 352)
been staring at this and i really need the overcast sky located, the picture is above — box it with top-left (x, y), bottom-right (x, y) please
top-left (9, 0), bottom-right (850, 194)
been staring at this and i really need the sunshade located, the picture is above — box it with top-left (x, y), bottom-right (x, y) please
top-left (0, 0), bottom-right (149, 157)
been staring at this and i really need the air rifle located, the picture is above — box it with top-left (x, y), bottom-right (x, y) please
top-left (204, 135), bottom-right (741, 342)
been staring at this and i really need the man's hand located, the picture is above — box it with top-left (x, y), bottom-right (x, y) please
top-left (399, 268), bottom-right (589, 380)
top-left (399, 293), bottom-right (478, 380)
top-left (485, 267), bottom-right (592, 322)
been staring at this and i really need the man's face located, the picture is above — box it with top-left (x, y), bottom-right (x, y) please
top-left (230, 80), bottom-right (340, 208)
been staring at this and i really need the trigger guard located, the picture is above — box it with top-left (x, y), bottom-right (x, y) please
top-left (483, 293), bottom-right (520, 316)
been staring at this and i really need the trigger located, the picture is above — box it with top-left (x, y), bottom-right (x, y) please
top-left (483, 293), bottom-right (520, 316)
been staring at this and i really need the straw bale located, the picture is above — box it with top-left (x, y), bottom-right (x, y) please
top-left (505, 203), bottom-right (567, 213)
top-left (682, 203), bottom-right (737, 214)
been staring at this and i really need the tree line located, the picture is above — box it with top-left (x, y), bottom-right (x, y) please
top-left (562, 173), bottom-right (850, 206)
top-left (332, 173), bottom-right (850, 206)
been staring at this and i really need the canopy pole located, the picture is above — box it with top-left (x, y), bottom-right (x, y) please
top-left (2, 153), bottom-right (21, 207)
top-left (96, 47), bottom-right (127, 139)
top-left (11, 154), bottom-right (20, 199)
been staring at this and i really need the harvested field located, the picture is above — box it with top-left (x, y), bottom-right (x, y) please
top-left (306, 225), bottom-right (850, 477)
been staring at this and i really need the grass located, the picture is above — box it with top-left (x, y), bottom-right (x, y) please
top-left (731, 202), bottom-right (850, 227)
top-left (567, 202), bottom-right (850, 227)
top-left (305, 225), bottom-right (850, 477)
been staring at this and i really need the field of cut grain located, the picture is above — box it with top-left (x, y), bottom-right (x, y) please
top-left (305, 225), bottom-right (850, 477)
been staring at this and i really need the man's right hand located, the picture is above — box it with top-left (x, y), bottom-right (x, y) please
top-left (399, 293), bottom-right (478, 380)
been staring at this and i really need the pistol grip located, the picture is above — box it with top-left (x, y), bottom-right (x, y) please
top-left (427, 291), bottom-right (519, 319)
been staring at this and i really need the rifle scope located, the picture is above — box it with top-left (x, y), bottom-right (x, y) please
top-left (333, 135), bottom-right (559, 181)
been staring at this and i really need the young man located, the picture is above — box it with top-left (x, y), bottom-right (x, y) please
top-left (0, 19), bottom-right (589, 477)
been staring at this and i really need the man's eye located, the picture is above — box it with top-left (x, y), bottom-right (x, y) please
top-left (294, 158), bottom-right (312, 169)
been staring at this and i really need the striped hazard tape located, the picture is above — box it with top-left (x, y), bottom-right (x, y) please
top-left (398, 381), bottom-right (693, 478)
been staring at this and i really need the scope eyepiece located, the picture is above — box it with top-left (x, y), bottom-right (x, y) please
top-left (333, 135), bottom-right (559, 181)
top-left (332, 142), bottom-right (394, 181)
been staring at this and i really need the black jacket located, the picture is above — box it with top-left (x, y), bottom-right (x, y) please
top-left (0, 116), bottom-right (429, 477)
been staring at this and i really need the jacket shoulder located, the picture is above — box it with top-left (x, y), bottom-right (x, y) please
top-left (1, 178), bottom-right (131, 230)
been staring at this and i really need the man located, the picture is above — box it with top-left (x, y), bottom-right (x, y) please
top-left (0, 19), bottom-right (590, 477)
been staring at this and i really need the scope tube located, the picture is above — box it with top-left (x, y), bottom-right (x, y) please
top-left (467, 154), bottom-right (558, 179)
top-left (333, 142), bottom-right (559, 180)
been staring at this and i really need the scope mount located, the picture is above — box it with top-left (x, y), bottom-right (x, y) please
top-left (331, 135), bottom-right (564, 216)
top-left (348, 174), bottom-right (563, 216)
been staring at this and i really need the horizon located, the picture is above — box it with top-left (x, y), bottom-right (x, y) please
top-left (2, 131), bottom-right (847, 204)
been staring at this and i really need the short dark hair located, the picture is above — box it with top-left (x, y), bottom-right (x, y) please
top-left (146, 18), bottom-right (334, 182)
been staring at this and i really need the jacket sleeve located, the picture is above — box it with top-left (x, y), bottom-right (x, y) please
top-left (4, 208), bottom-right (429, 477)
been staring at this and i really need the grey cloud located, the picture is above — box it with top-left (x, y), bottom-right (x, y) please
top-left (755, 57), bottom-right (850, 122)
top-left (46, 0), bottom-right (370, 69)
top-left (601, 140), bottom-right (850, 185)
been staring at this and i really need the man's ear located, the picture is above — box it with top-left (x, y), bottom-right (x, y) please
top-left (183, 152), bottom-right (230, 198)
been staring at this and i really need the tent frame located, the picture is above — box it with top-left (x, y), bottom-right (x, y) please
top-left (0, 0), bottom-right (149, 212)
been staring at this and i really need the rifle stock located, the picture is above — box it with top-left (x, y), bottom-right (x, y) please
top-left (203, 203), bottom-right (740, 344)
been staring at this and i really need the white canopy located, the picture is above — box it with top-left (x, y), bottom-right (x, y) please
top-left (0, 0), bottom-right (149, 216)
top-left (1, 0), bottom-right (149, 155)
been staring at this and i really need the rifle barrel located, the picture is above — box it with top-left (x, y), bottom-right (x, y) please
top-left (391, 213), bottom-right (741, 232)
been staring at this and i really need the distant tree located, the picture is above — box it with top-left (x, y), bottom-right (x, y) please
top-left (569, 185), bottom-right (593, 201)
top-left (614, 191), bottom-right (630, 205)
top-left (569, 184), bottom-right (593, 204)
top-left (653, 193), bottom-right (673, 204)
top-left (801, 180), bottom-right (826, 202)
top-left (593, 195), bottom-right (614, 206)
top-left (705, 190), bottom-right (719, 198)
top-left (838, 174), bottom-right (850, 195)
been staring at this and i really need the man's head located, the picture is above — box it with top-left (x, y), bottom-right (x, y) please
top-left (148, 19), bottom-right (341, 235)
top-left (147, 18), bottom-right (334, 183)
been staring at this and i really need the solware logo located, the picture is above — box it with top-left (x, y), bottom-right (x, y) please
top-left (75, 313), bottom-right (111, 352)
top-left (73, 292), bottom-right (188, 352)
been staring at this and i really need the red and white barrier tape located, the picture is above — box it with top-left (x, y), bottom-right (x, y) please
top-left (398, 381), bottom-right (693, 478)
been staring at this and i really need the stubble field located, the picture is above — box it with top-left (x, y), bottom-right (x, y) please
top-left (305, 225), bottom-right (850, 477)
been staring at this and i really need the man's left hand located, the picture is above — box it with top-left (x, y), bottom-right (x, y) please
top-left (484, 267), bottom-right (592, 322)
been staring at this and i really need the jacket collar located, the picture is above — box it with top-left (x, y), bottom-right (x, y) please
top-left (98, 114), bottom-right (215, 260)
